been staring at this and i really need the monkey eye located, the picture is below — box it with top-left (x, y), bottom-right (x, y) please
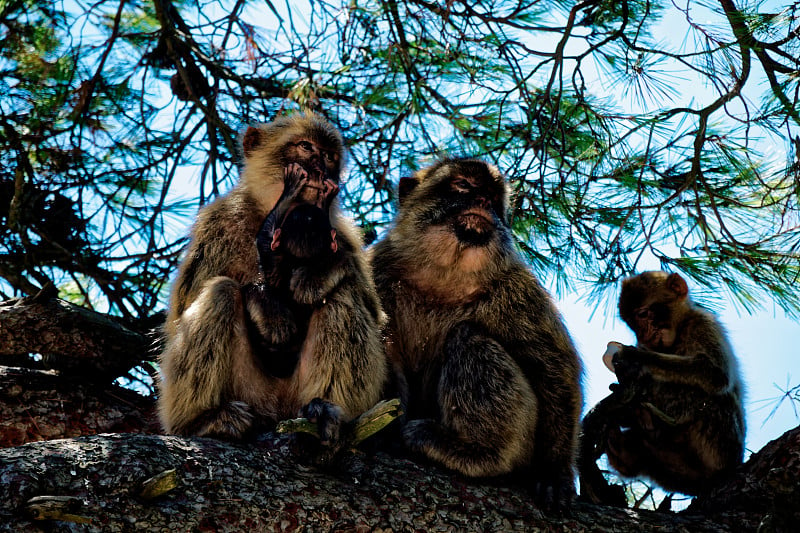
top-left (635, 308), bottom-right (650, 319)
top-left (298, 140), bottom-right (314, 152)
top-left (452, 177), bottom-right (471, 193)
top-left (323, 151), bottom-right (337, 163)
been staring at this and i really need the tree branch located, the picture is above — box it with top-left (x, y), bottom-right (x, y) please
top-left (3, 428), bottom-right (793, 531)
top-left (0, 292), bottom-right (162, 379)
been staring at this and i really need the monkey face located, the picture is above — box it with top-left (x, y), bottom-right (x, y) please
top-left (405, 160), bottom-right (508, 247)
top-left (239, 114), bottom-right (345, 208)
top-left (619, 271), bottom-right (689, 350)
top-left (631, 302), bottom-right (677, 350)
top-left (284, 138), bottom-right (341, 184)
top-left (446, 174), bottom-right (502, 246)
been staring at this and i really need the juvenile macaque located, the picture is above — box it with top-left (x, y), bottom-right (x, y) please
top-left (240, 161), bottom-right (339, 380)
top-left (580, 271), bottom-right (745, 505)
top-left (371, 158), bottom-right (583, 509)
top-left (158, 113), bottom-right (387, 453)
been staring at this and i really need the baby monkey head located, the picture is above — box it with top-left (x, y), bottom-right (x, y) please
top-left (398, 158), bottom-right (510, 247)
top-left (267, 162), bottom-right (341, 262)
top-left (275, 203), bottom-right (337, 260)
top-left (618, 271), bottom-right (690, 351)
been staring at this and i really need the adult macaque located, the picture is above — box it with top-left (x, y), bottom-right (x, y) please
top-left (580, 271), bottom-right (745, 505)
top-left (372, 158), bottom-right (583, 509)
top-left (158, 113), bottom-right (387, 456)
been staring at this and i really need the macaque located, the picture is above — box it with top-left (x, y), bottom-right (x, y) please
top-left (580, 271), bottom-right (745, 505)
top-left (158, 113), bottom-right (387, 454)
top-left (371, 158), bottom-right (583, 509)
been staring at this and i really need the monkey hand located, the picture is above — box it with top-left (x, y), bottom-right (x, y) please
top-left (284, 162), bottom-right (310, 191)
top-left (320, 178), bottom-right (340, 209)
top-left (293, 398), bottom-right (348, 465)
top-left (615, 357), bottom-right (646, 387)
top-left (603, 342), bottom-right (646, 384)
top-left (302, 398), bottom-right (344, 446)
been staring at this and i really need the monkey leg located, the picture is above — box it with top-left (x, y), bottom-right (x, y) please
top-left (291, 280), bottom-right (387, 421)
top-left (158, 276), bottom-right (256, 439)
top-left (639, 415), bottom-right (743, 495)
top-left (578, 394), bottom-right (630, 507)
top-left (403, 322), bottom-right (537, 478)
top-left (606, 425), bottom-right (653, 478)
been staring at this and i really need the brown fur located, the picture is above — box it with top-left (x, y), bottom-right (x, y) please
top-left (371, 158), bottom-right (583, 508)
top-left (580, 271), bottom-right (745, 502)
top-left (158, 113), bottom-right (387, 440)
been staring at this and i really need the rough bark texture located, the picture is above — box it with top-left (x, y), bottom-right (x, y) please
top-left (0, 366), bottom-right (159, 448)
top-left (692, 425), bottom-right (800, 532)
top-left (0, 427), bottom-right (797, 532)
top-left (1, 295), bottom-right (798, 531)
top-left (0, 292), bottom-right (162, 379)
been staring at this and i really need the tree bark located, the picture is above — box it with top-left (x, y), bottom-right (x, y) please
top-left (0, 291), bottom-right (162, 379)
top-left (0, 366), bottom-right (159, 447)
top-left (0, 427), bottom-right (797, 532)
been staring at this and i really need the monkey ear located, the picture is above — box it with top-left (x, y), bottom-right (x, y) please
top-left (666, 273), bottom-right (689, 299)
top-left (242, 126), bottom-right (262, 158)
top-left (398, 176), bottom-right (419, 204)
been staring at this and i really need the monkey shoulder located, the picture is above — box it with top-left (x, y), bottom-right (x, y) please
top-left (674, 307), bottom-right (733, 357)
top-left (194, 190), bottom-right (265, 241)
top-left (472, 266), bottom-right (577, 356)
top-left (481, 266), bottom-right (560, 324)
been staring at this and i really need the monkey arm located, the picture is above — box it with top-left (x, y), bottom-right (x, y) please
top-left (255, 183), bottom-right (302, 274)
top-left (167, 195), bottom-right (264, 326)
top-left (610, 344), bottom-right (731, 394)
top-left (509, 324), bottom-right (581, 504)
top-left (488, 273), bottom-right (582, 506)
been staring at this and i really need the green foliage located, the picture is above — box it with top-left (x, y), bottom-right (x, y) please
top-left (0, 0), bottom-right (797, 318)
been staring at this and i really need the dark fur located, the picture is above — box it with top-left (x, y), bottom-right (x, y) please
top-left (371, 158), bottom-right (583, 508)
top-left (580, 271), bottom-right (745, 504)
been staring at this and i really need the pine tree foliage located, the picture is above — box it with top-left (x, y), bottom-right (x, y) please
top-left (1, 0), bottom-right (798, 317)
